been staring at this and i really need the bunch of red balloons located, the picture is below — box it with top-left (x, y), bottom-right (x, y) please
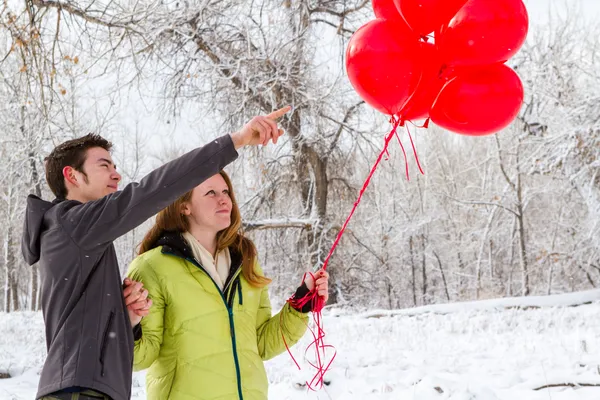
top-left (346, 0), bottom-right (529, 136)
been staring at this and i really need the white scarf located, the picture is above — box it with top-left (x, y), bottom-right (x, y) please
top-left (182, 231), bottom-right (231, 290)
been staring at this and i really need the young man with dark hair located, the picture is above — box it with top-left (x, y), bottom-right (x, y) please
top-left (21, 107), bottom-right (290, 400)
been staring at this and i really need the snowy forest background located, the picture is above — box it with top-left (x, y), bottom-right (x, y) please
top-left (1, 0), bottom-right (599, 313)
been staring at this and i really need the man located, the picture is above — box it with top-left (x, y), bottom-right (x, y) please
top-left (21, 107), bottom-right (290, 400)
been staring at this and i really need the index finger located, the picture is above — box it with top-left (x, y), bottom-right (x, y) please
top-left (266, 105), bottom-right (291, 121)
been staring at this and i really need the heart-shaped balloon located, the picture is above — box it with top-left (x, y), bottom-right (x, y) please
top-left (395, 0), bottom-right (468, 37)
top-left (399, 42), bottom-right (445, 121)
top-left (437, 0), bottom-right (529, 66)
top-left (346, 19), bottom-right (423, 115)
top-left (430, 63), bottom-right (524, 135)
top-left (372, 0), bottom-right (403, 20)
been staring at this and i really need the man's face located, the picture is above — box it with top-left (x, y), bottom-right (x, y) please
top-left (70, 147), bottom-right (121, 202)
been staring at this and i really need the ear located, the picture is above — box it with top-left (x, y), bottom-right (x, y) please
top-left (62, 166), bottom-right (79, 187)
top-left (180, 203), bottom-right (191, 216)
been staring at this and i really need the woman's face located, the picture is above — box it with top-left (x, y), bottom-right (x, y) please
top-left (182, 174), bottom-right (233, 233)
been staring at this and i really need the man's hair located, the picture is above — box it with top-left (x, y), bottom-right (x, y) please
top-left (45, 134), bottom-right (113, 199)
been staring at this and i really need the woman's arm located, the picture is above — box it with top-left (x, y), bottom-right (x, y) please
top-left (127, 255), bottom-right (166, 371)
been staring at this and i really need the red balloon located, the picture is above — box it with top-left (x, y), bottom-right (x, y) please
top-left (430, 64), bottom-right (524, 136)
top-left (346, 19), bottom-right (423, 115)
top-left (434, 22), bottom-right (449, 49)
top-left (395, 0), bottom-right (468, 37)
top-left (399, 42), bottom-right (445, 121)
top-left (373, 0), bottom-right (403, 20)
top-left (438, 0), bottom-right (529, 66)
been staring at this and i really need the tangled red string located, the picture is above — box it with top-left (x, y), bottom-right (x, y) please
top-left (281, 116), bottom-right (425, 390)
top-left (282, 272), bottom-right (334, 390)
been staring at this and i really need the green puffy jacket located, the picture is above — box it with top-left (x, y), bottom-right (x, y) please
top-left (126, 233), bottom-right (309, 400)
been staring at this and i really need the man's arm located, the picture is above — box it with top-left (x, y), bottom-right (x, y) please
top-left (61, 105), bottom-right (290, 249)
top-left (61, 134), bottom-right (238, 249)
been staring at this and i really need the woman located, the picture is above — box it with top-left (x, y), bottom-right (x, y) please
top-left (127, 170), bottom-right (329, 400)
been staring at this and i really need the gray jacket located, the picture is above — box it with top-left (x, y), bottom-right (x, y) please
top-left (21, 134), bottom-right (238, 400)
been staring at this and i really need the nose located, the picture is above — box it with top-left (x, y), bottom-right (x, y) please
top-left (112, 170), bottom-right (122, 183)
top-left (217, 193), bottom-right (230, 205)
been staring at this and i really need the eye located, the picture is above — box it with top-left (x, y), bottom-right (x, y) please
top-left (223, 190), bottom-right (230, 196)
top-left (101, 164), bottom-right (110, 169)
top-left (205, 190), bottom-right (216, 196)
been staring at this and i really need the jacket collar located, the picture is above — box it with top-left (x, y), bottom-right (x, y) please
top-left (156, 231), bottom-right (243, 273)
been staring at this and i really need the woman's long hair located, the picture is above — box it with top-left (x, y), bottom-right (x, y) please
top-left (138, 171), bottom-right (270, 288)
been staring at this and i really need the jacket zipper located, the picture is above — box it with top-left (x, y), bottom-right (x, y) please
top-left (99, 310), bottom-right (115, 377)
top-left (228, 307), bottom-right (243, 400)
top-left (164, 251), bottom-right (244, 400)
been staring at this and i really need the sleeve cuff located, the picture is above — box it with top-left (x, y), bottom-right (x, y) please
top-left (222, 133), bottom-right (240, 158)
top-left (133, 323), bottom-right (143, 341)
top-left (290, 282), bottom-right (313, 313)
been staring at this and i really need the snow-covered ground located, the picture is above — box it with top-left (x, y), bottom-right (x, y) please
top-left (1, 291), bottom-right (600, 399)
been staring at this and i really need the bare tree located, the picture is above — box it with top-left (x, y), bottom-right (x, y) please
top-left (1, 0), bottom-right (598, 311)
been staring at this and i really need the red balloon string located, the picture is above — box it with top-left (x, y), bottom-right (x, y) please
top-left (394, 130), bottom-right (410, 181)
top-left (405, 124), bottom-right (424, 175)
top-left (283, 272), bottom-right (336, 391)
top-left (320, 116), bottom-right (401, 272)
top-left (282, 117), bottom-right (403, 389)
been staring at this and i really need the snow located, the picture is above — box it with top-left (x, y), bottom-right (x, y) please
top-left (352, 289), bottom-right (600, 318)
top-left (1, 292), bottom-right (599, 400)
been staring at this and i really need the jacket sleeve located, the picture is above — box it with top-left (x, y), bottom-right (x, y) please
top-left (60, 134), bottom-right (238, 250)
top-left (255, 270), bottom-right (309, 361)
top-left (127, 255), bottom-right (165, 371)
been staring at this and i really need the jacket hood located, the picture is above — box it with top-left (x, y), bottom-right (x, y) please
top-left (21, 195), bottom-right (59, 265)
